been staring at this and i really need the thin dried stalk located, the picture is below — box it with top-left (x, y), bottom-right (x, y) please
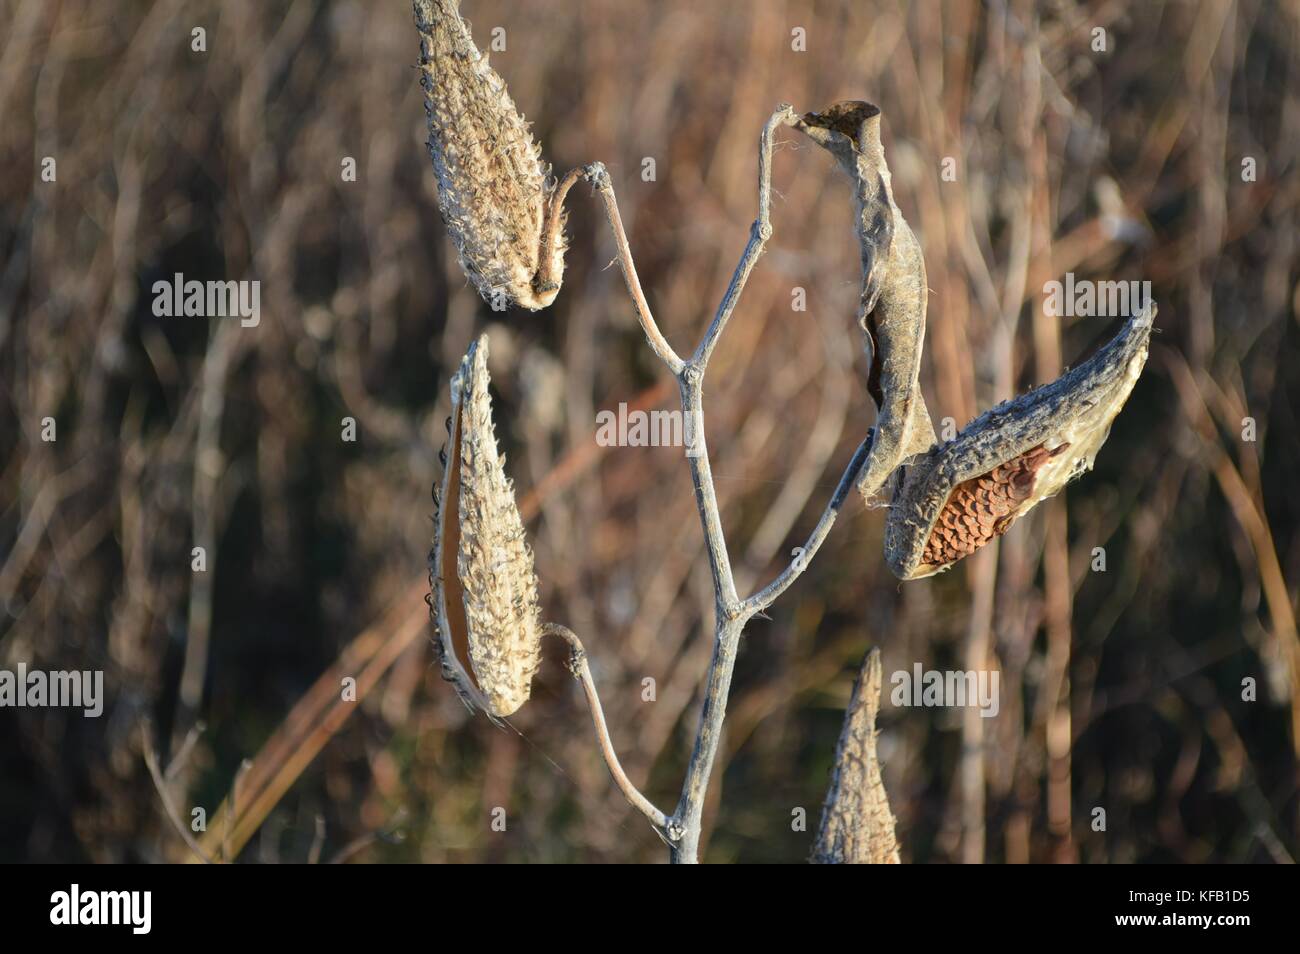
top-left (141, 723), bottom-right (214, 864)
top-left (543, 623), bottom-right (668, 830)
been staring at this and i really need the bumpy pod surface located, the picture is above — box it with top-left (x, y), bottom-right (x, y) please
top-left (430, 335), bottom-right (542, 717)
top-left (414, 0), bottom-right (565, 310)
top-left (885, 306), bottom-right (1155, 580)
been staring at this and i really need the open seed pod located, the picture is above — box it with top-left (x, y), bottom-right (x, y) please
top-left (429, 334), bottom-right (542, 717)
top-left (794, 102), bottom-right (937, 506)
top-left (414, 0), bottom-right (566, 310)
top-left (884, 306), bottom-right (1155, 580)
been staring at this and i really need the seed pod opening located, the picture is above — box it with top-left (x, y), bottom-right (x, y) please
top-left (884, 306), bottom-right (1155, 580)
top-left (414, 0), bottom-right (566, 311)
top-left (429, 335), bottom-right (542, 717)
top-left (794, 102), bottom-right (937, 506)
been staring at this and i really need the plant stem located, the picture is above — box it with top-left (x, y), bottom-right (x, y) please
top-left (586, 163), bottom-right (685, 375)
top-left (573, 104), bottom-right (867, 862)
top-left (542, 623), bottom-right (669, 830)
top-left (666, 437), bottom-right (873, 862)
top-left (680, 370), bottom-right (740, 610)
top-left (744, 435), bottom-right (872, 614)
top-left (693, 106), bottom-right (798, 371)
top-left (668, 615), bottom-right (744, 862)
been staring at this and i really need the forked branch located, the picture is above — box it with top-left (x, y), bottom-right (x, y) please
top-left (573, 105), bottom-right (862, 862)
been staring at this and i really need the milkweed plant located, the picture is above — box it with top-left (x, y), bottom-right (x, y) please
top-left (415, 0), bottom-right (1152, 864)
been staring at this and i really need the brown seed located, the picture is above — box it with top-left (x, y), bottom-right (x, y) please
top-left (920, 444), bottom-right (1068, 568)
top-left (885, 305), bottom-right (1155, 580)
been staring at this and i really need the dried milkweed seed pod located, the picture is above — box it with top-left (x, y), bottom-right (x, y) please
top-left (812, 648), bottom-right (900, 865)
top-left (428, 334), bottom-right (542, 717)
top-left (795, 102), bottom-right (937, 504)
top-left (884, 306), bottom-right (1156, 580)
top-left (414, 0), bottom-right (567, 310)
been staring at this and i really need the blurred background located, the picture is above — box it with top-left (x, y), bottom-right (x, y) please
top-left (1, 0), bottom-right (1298, 863)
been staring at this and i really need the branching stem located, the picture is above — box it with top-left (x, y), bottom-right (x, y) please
top-left (561, 104), bottom-right (863, 862)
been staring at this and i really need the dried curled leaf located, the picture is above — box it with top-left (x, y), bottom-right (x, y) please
top-left (795, 102), bottom-right (936, 505)
top-left (429, 334), bottom-right (542, 717)
top-left (884, 306), bottom-right (1155, 580)
top-left (414, 0), bottom-right (566, 310)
